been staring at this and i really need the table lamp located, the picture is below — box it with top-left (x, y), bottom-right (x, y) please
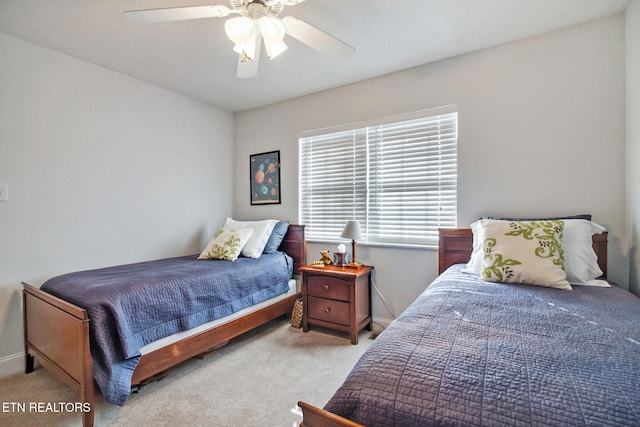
top-left (340, 220), bottom-right (363, 268)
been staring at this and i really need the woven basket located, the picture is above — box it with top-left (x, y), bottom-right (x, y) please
top-left (290, 298), bottom-right (303, 328)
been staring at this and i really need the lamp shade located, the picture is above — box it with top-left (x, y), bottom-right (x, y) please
top-left (259, 16), bottom-right (285, 41)
top-left (224, 17), bottom-right (253, 44)
top-left (258, 16), bottom-right (287, 59)
top-left (263, 37), bottom-right (287, 59)
top-left (341, 220), bottom-right (363, 241)
top-left (232, 32), bottom-right (257, 60)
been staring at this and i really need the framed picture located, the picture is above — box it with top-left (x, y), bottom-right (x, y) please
top-left (250, 150), bottom-right (281, 205)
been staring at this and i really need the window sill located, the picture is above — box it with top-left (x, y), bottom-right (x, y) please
top-left (305, 238), bottom-right (438, 251)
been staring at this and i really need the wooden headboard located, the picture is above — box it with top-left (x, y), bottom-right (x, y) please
top-left (438, 228), bottom-right (608, 278)
top-left (278, 224), bottom-right (306, 274)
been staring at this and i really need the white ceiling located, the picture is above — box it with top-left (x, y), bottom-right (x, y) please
top-left (0, 0), bottom-right (630, 112)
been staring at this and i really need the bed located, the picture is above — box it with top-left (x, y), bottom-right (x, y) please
top-left (23, 223), bottom-right (305, 427)
top-left (299, 220), bottom-right (640, 426)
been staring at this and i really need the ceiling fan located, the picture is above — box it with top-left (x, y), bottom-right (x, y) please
top-left (124, 0), bottom-right (355, 78)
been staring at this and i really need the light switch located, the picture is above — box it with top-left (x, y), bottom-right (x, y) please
top-left (0, 183), bottom-right (8, 202)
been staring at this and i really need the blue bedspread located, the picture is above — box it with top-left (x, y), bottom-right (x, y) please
top-left (324, 265), bottom-right (640, 426)
top-left (41, 252), bottom-right (293, 405)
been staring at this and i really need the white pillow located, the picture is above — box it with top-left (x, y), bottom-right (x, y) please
top-left (465, 218), bottom-right (606, 286)
top-left (562, 219), bottom-right (607, 286)
top-left (573, 279), bottom-right (610, 287)
top-left (223, 218), bottom-right (278, 258)
top-left (480, 219), bottom-right (571, 290)
top-left (198, 228), bottom-right (253, 262)
top-left (462, 219), bottom-right (484, 273)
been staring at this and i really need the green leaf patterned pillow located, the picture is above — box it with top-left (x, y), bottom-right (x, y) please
top-left (198, 228), bottom-right (253, 262)
top-left (480, 220), bottom-right (572, 290)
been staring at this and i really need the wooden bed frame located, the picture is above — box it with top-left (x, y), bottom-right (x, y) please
top-left (298, 226), bottom-right (608, 427)
top-left (23, 224), bottom-right (306, 427)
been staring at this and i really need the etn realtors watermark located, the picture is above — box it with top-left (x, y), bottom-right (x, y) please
top-left (2, 401), bottom-right (91, 413)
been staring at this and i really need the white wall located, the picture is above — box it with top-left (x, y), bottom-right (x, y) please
top-left (234, 15), bottom-right (627, 325)
top-left (627, 0), bottom-right (640, 296)
top-left (0, 33), bottom-right (234, 375)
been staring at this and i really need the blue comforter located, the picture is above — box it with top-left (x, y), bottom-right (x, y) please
top-left (41, 252), bottom-right (293, 405)
top-left (324, 265), bottom-right (640, 426)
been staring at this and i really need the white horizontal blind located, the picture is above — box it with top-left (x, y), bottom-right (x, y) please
top-left (299, 109), bottom-right (457, 246)
top-left (299, 128), bottom-right (368, 240)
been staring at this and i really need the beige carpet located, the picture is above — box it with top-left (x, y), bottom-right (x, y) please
top-left (0, 319), bottom-right (374, 426)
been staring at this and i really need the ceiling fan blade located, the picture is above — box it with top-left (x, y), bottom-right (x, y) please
top-left (266, 0), bottom-right (308, 6)
top-left (124, 5), bottom-right (234, 23)
top-left (237, 36), bottom-right (262, 78)
top-left (282, 16), bottom-right (354, 58)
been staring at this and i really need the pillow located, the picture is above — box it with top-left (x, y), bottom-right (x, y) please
top-left (464, 215), bottom-right (598, 277)
top-left (262, 221), bottom-right (290, 254)
top-left (562, 219), bottom-right (607, 285)
top-left (480, 219), bottom-right (572, 290)
top-left (198, 228), bottom-right (253, 261)
top-left (223, 218), bottom-right (278, 258)
top-left (462, 219), bottom-right (486, 274)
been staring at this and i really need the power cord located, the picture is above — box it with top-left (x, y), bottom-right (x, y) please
top-left (371, 274), bottom-right (396, 320)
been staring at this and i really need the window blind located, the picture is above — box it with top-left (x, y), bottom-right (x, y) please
top-left (299, 109), bottom-right (457, 246)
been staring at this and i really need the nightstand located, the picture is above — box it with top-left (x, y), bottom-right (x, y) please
top-left (299, 264), bottom-right (373, 344)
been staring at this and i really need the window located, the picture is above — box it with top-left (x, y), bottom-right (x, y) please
top-left (299, 107), bottom-right (457, 246)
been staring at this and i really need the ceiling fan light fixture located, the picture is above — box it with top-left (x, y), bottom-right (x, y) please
top-left (232, 31), bottom-right (258, 61)
top-left (224, 16), bottom-right (253, 45)
top-left (259, 16), bottom-right (285, 41)
top-left (124, 0), bottom-right (356, 78)
top-left (258, 16), bottom-right (287, 59)
top-left (264, 38), bottom-right (287, 59)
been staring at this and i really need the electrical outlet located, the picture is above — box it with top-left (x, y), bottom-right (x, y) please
top-left (0, 183), bottom-right (8, 202)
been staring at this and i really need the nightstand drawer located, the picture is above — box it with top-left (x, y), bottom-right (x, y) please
top-left (307, 276), bottom-right (350, 301)
top-left (307, 296), bottom-right (350, 326)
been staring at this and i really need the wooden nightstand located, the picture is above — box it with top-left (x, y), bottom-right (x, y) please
top-left (299, 264), bottom-right (373, 344)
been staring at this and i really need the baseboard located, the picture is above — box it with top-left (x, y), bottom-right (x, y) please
top-left (371, 316), bottom-right (393, 332)
top-left (0, 351), bottom-right (24, 378)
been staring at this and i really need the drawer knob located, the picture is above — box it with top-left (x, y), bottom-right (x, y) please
top-left (324, 284), bottom-right (330, 290)
top-left (324, 307), bottom-right (331, 314)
